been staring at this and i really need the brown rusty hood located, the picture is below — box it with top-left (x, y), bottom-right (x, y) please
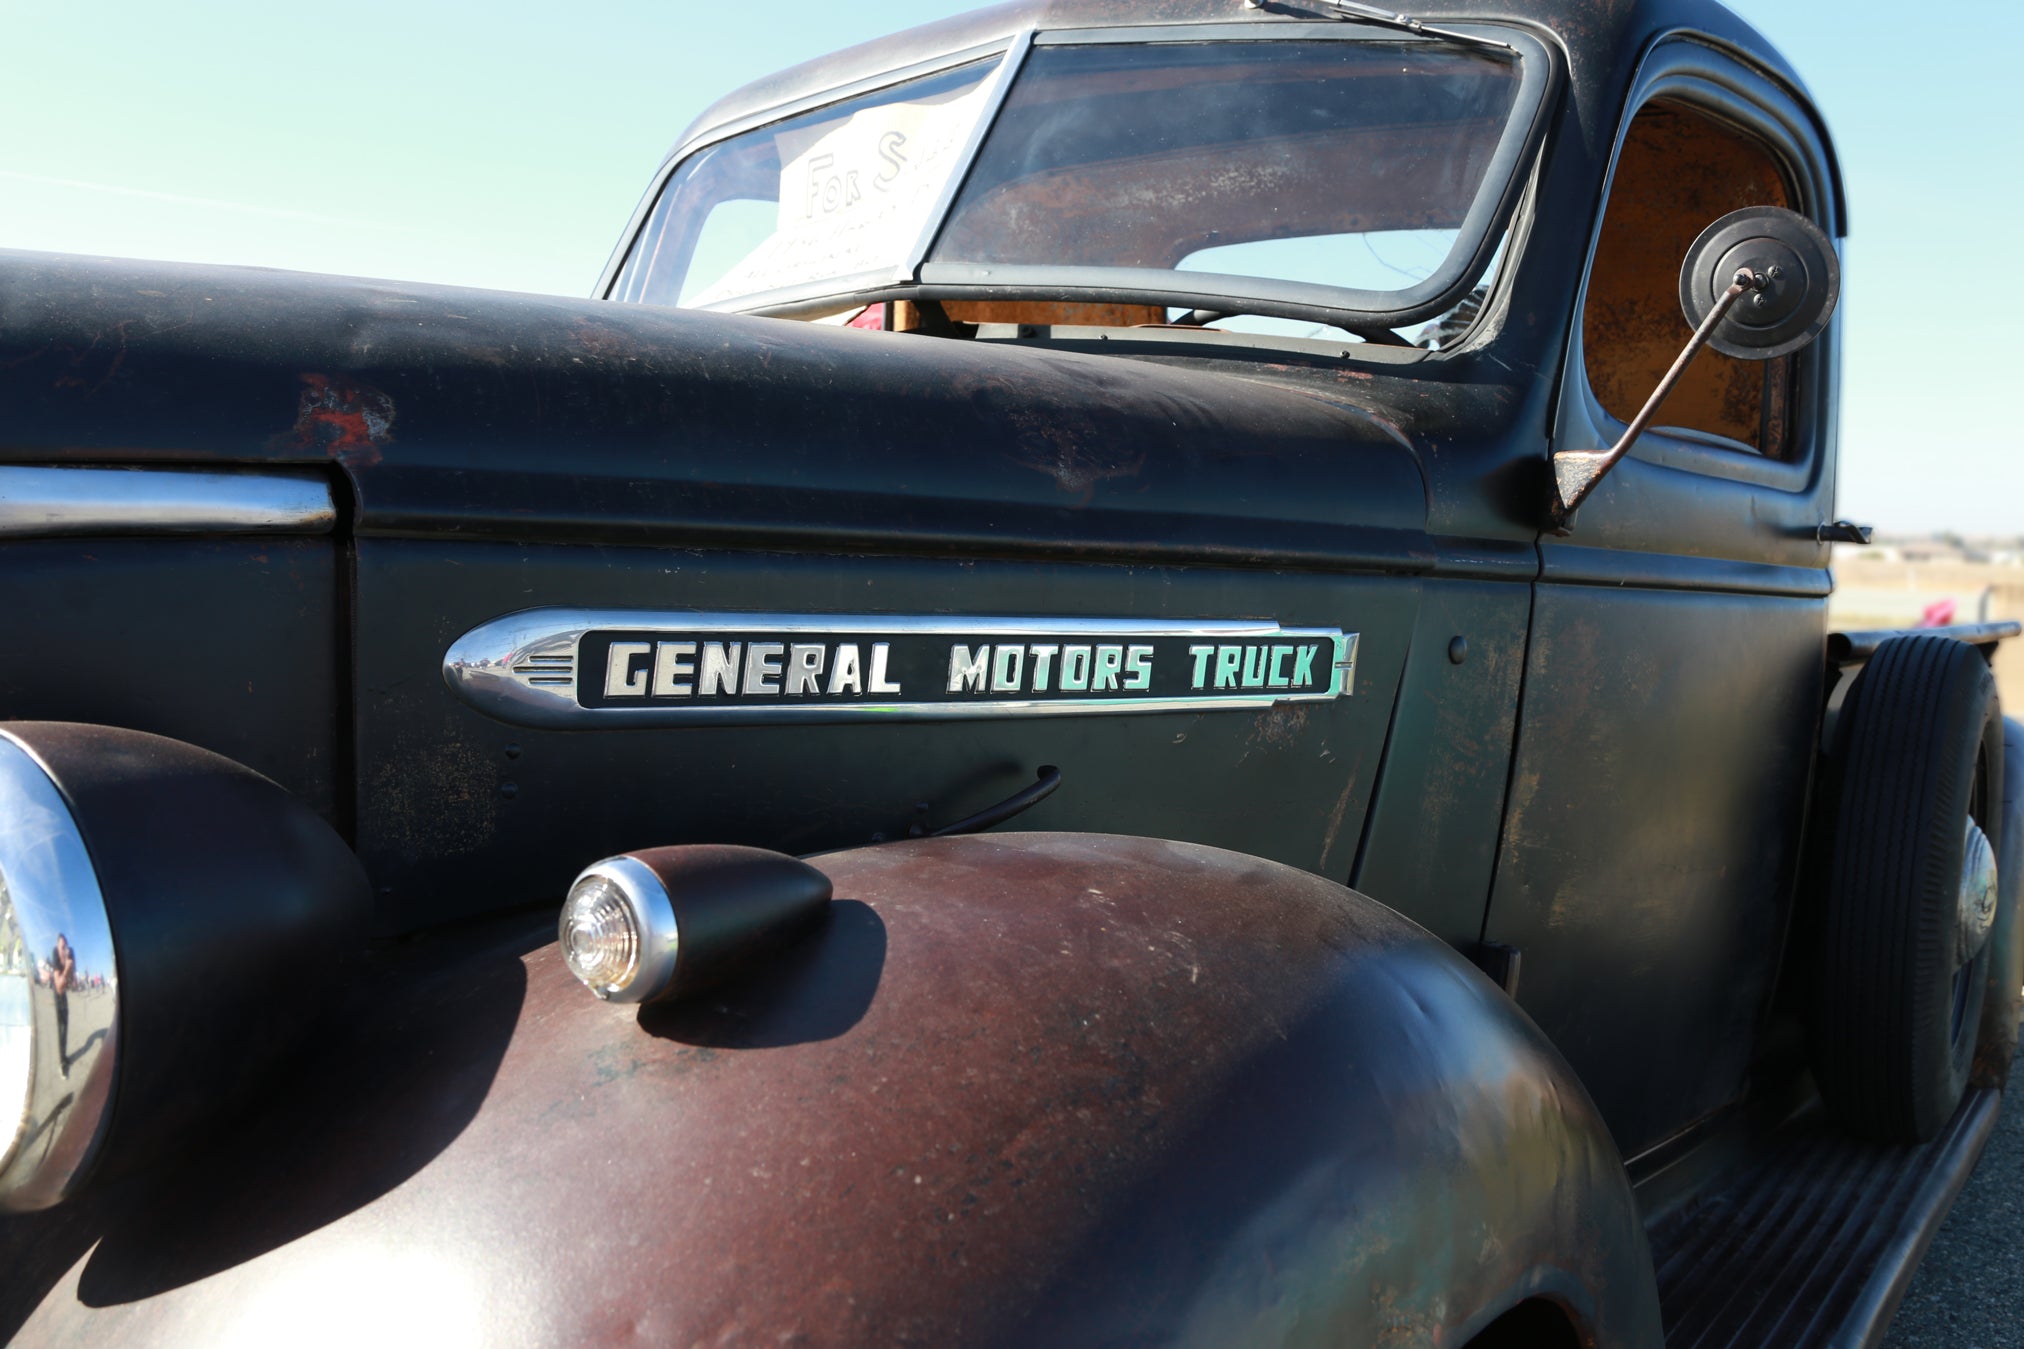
top-left (6, 833), bottom-right (1659, 1346)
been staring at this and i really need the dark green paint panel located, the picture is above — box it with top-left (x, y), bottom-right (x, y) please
top-left (1352, 580), bottom-right (1533, 946)
top-left (1484, 585), bottom-right (1826, 1157)
top-left (354, 539), bottom-right (1419, 933)
top-left (0, 537), bottom-right (340, 822)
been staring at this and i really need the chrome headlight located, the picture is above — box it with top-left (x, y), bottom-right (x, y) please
top-left (0, 731), bottom-right (119, 1211)
top-left (0, 723), bottom-right (369, 1212)
top-left (561, 845), bottom-right (832, 1004)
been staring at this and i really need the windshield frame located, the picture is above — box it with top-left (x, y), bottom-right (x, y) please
top-left (599, 19), bottom-right (1558, 334)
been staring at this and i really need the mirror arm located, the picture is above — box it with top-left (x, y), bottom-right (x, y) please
top-left (1549, 268), bottom-right (1766, 533)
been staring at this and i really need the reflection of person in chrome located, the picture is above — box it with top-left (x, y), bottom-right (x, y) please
top-left (50, 933), bottom-right (74, 1079)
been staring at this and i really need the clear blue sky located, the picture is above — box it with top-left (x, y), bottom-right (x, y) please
top-left (0, 1), bottom-right (2016, 536)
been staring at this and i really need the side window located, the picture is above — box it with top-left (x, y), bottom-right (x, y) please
top-left (1584, 101), bottom-right (1798, 458)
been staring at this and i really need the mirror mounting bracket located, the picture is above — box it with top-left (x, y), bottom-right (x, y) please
top-left (1547, 204), bottom-right (1839, 536)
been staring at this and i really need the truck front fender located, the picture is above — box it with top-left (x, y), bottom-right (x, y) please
top-left (8, 833), bottom-right (1661, 1347)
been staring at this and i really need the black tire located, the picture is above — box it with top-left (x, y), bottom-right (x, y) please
top-left (1813, 635), bottom-right (2004, 1143)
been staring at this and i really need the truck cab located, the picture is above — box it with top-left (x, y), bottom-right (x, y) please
top-left (2, 2), bottom-right (2017, 1345)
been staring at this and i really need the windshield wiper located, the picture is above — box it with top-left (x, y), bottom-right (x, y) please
top-left (1245, 0), bottom-right (1515, 53)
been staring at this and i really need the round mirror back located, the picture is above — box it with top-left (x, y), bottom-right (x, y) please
top-left (1679, 206), bottom-right (1840, 360)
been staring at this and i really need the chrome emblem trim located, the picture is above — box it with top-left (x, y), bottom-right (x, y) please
top-left (444, 609), bottom-right (1358, 729)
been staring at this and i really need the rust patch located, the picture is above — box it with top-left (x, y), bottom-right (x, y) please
top-left (568, 315), bottom-right (632, 360)
top-left (276, 373), bottom-right (395, 467)
top-left (1010, 421), bottom-right (1145, 502)
top-left (958, 369), bottom-right (1147, 504)
top-left (1318, 770), bottom-right (1360, 872)
top-left (360, 733), bottom-right (497, 864)
top-left (35, 321), bottom-right (135, 396)
top-left (1245, 703), bottom-right (1312, 754)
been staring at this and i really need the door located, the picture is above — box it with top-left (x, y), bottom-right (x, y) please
top-left (1481, 43), bottom-right (1846, 1158)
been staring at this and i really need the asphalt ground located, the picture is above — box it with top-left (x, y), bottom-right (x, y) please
top-left (1884, 1051), bottom-right (2024, 1347)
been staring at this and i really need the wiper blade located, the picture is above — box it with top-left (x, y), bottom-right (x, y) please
top-left (1247, 0), bottom-right (1514, 53)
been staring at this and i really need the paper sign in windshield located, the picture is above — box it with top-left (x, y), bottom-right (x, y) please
top-left (688, 78), bottom-right (994, 307)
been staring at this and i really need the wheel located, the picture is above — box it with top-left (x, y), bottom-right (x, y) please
top-left (1813, 635), bottom-right (2004, 1142)
top-left (1970, 716), bottom-right (2024, 1088)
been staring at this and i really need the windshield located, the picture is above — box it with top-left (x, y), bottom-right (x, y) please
top-left (613, 32), bottom-right (1532, 328)
top-left (932, 40), bottom-right (1517, 292)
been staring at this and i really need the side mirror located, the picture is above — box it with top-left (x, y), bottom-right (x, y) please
top-left (1551, 206), bottom-right (1840, 530)
top-left (1679, 206), bottom-right (1840, 358)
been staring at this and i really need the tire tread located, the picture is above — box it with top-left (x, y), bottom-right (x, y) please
top-left (1815, 636), bottom-right (1994, 1141)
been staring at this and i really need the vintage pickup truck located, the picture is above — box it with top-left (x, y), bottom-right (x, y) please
top-left (2, 0), bottom-right (2019, 1344)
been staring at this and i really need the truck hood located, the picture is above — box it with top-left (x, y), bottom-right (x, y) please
top-left (0, 251), bottom-right (1430, 562)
